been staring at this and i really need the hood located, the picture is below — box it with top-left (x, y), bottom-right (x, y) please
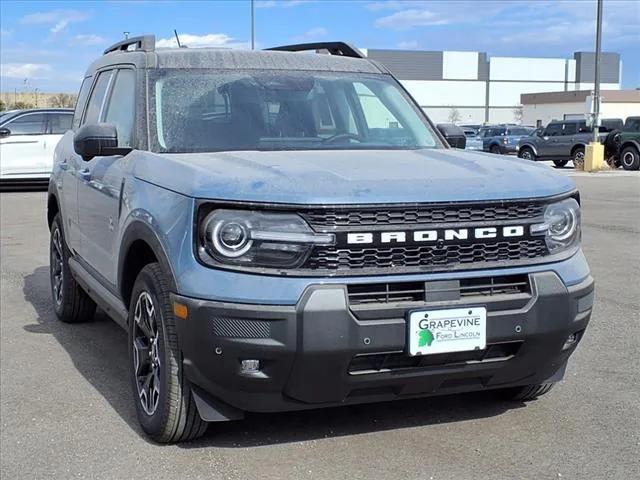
top-left (132, 148), bottom-right (576, 204)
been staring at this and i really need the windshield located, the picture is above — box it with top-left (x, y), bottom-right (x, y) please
top-left (149, 70), bottom-right (439, 153)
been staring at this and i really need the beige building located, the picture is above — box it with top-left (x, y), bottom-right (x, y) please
top-left (521, 89), bottom-right (640, 127)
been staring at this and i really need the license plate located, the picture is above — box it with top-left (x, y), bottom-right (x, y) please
top-left (407, 307), bottom-right (486, 356)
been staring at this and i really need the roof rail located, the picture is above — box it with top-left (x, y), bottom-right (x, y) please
top-left (103, 35), bottom-right (155, 55)
top-left (266, 42), bottom-right (365, 59)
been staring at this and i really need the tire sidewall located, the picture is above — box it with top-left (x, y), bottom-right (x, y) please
top-left (518, 147), bottom-right (535, 160)
top-left (621, 146), bottom-right (640, 170)
top-left (50, 214), bottom-right (70, 317)
top-left (573, 147), bottom-right (585, 168)
top-left (128, 267), bottom-right (173, 437)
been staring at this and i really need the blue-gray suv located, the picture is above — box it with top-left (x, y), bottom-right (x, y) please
top-left (48, 36), bottom-right (594, 443)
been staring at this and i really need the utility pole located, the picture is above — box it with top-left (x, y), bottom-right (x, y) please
top-left (592, 0), bottom-right (603, 143)
top-left (251, 0), bottom-right (255, 50)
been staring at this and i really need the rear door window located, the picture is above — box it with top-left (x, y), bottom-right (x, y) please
top-left (562, 123), bottom-right (577, 135)
top-left (4, 113), bottom-right (47, 135)
top-left (83, 70), bottom-right (114, 125)
top-left (47, 113), bottom-right (73, 134)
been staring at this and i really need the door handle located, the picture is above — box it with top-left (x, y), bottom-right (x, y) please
top-left (78, 168), bottom-right (91, 179)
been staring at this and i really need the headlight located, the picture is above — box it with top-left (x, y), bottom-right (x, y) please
top-left (531, 198), bottom-right (581, 253)
top-left (199, 209), bottom-right (335, 269)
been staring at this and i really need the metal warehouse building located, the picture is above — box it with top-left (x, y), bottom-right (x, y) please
top-left (361, 49), bottom-right (622, 125)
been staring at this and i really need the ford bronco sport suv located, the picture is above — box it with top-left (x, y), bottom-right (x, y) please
top-left (518, 118), bottom-right (622, 168)
top-left (47, 36), bottom-right (594, 443)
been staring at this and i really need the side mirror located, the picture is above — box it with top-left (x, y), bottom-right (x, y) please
top-left (0, 127), bottom-right (11, 138)
top-left (73, 123), bottom-right (131, 161)
top-left (436, 124), bottom-right (467, 149)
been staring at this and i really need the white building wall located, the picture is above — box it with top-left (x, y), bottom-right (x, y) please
top-left (490, 57), bottom-right (567, 81)
top-left (522, 101), bottom-right (640, 126)
top-left (577, 82), bottom-right (621, 91)
top-left (490, 82), bottom-right (568, 107)
top-left (422, 107), bottom-right (486, 124)
top-left (442, 51), bottom-right (479, 80)
top-left (402, 80), bottom-right (486, 107)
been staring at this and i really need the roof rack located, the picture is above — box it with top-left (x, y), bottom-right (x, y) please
top-left (103, 35), bottom-right (155, 55)
top-left (266, 42), bottom-right (365, 59)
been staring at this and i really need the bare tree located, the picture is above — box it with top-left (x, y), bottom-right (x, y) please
top-left (513, 105), bottom-right (523, 123)
top-left (447, 108), bottom-right (461, 124)
top-left (50, 93), bottom-right (77, 108)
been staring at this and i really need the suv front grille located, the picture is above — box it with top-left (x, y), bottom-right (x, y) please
top-left (304, 239), bottom-right (547, 273)
top-left (302, 202), bottom-right (544, 228)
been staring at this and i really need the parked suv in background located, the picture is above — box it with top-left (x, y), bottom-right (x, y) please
top-left (0, 108), bottom-right (73, 186)
top-left (478, 125), bottom-right (534, 155)
top-left (518, 118), bottom-right (622, 168)
top-left (47, 36), bottom-right (594, 443)
top-left (613, 116), bottom-right (640, 170)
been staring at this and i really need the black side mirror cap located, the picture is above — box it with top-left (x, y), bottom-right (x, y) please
top-left (0, 127), bottom-right (11, 138)
top-left (73, 123), bottom-right (131, 161)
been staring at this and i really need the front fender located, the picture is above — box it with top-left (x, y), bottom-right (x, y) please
top-left (519, 142), bottom-right (538, 156)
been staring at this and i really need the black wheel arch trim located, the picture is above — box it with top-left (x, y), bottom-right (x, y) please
top-left (118, 220), bottom-right (178, 307)
top-left (621, 140), bottom-right (640, 152)
top-left (519, 143), bottom-right (537, 156)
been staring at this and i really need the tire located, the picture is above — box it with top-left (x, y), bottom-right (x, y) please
top-left (500, 383), bottom-right (555, 401)
top-left (518, 147), bottom-right (535, 161)
top-left (490, 144), bottom-right (501, 154)
top-left (572, 146), bottom-right (585, 170)
top-left (553, 159), bottom-right (569, 168)
top-left (50, 213), bottom-right (96, 323)
top-left (620, 145), bottom-right (640, 171)
top-left (128, 263), bottom-right (208, 443)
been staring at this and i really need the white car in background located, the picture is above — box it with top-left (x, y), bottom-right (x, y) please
top-left (0, 108), bottom-right (73, 187)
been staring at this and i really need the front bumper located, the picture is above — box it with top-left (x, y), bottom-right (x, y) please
top-left (174, 271), bottom-right (594, 414)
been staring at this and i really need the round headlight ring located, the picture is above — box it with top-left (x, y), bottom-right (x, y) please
top-left (211, 220), bottom-right (253, 258)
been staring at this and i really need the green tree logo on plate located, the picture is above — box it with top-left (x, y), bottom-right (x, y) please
top-left (418, 329), bottom-right (435, 347)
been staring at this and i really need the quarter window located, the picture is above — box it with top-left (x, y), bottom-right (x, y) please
top-left (4, 113), bottom-right (47, 135)
top-left (84, 70), bottom-right (113, 125)
top-left (104, 69), bottom-right (136, 147)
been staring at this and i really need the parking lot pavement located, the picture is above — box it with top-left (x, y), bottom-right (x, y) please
top-left (1, 176), bottom-right (639, 480)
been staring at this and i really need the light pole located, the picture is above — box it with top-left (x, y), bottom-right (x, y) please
top-left (592, 0), bottom-right (603, 143)
top-left (251, 0), bottom-right (255, 50)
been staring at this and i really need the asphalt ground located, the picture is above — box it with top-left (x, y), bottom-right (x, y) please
top-left (1, 167), bottom-right (639, 479)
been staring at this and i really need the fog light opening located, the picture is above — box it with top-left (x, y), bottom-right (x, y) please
top-left (241, 359), bottom-right (261, 374)
top-left (562, 331), bottom-right (581, 350)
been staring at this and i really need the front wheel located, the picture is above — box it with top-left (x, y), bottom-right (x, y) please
top-left (620, 145), bottom-right (640, 170)
top-left (500, 383), bottom-right (554, 401)
top-left (128, 263), bottom-right (208, 443)
top-left (553, 159), bottom-right (569, 168)
top-left (518, 147), bottom-right (535, 161)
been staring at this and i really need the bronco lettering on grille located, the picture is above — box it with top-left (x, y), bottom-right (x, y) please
top-left (346, 226), bottom-right (525, 245)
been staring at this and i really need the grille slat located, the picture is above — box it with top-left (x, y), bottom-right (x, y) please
top-left (302, 202), bottom-right (544, 228)
top-left (347, 274), bottom-right (530, 306)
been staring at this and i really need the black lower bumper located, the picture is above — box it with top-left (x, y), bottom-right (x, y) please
top-left (173, 272), bottom-right (594, 416)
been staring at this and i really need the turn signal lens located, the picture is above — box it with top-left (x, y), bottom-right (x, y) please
top-left (173, 302), bottom-right (189, 320)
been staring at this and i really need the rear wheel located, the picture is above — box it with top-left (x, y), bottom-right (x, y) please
top-left (50, 213), bottom-right (96, 323)
top-left (128, 263), bottom-right (208, 443)
top-left (518, 147), bottom-right (535, 161)
top-left (553, 159), bottom-right (569, 168)
top-left (500, 383), bottom-right (554, 401)
top-left (490, 144), bottom-right (501, 154)
top-left (572, 146), bottom-right (585, 170)
top-left (620, 145), bottom-right (640, 170)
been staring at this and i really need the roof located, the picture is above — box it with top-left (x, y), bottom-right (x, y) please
top-left (86, 47), bottom-right (384, 77)
top-left (521, 89), bottom-right (640, 105)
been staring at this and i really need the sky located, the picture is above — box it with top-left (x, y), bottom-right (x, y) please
top-left (0, 0), bottom-right (638, 93)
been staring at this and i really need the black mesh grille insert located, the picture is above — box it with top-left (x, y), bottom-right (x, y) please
top-left (349, 341), bottom-right (522, 374)
top-left (347, 274), bottom-right (530, 305)
top-left (305, 239), bottom-right (547, 273)
top-left (302, 202), bottom-right (544, 228)
top-left (212, 317), bottom-right (271, 339)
